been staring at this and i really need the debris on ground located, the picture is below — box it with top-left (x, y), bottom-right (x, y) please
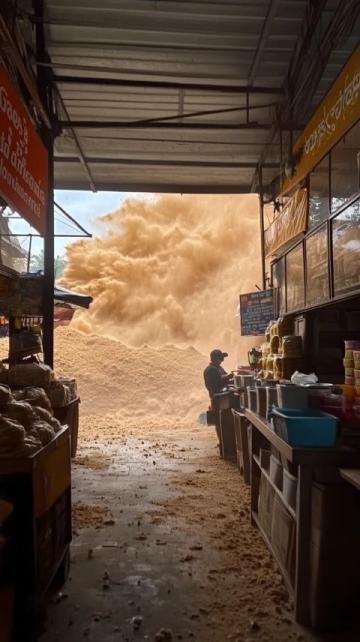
top-left (36, 325), bottom-right (319, 642)
top-left (131, 615), bottom-right (143, 631)
top-left (154, 628), bottom-right (173, 641)
top-left (54, 591), bottom-right (68, 604)
top-left (72, 502), bottom-right (114, 530)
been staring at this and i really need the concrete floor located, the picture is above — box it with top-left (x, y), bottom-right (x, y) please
top-left (40, 426), bottom-right (357, 642)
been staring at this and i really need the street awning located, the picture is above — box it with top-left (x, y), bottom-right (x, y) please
top-left (54, 285), bottom-right (93, 309)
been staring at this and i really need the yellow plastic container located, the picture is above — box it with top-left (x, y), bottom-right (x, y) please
top-left (341, 384), bottom-right (355, 401)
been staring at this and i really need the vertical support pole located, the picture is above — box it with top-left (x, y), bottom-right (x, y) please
top-left (43, 139), bottom-right (54, 367)
top-left (258, 164), bottom-right (266, 290)
top-left (27, 234), bottom-right (33, 273)
top-left (327, 152), bottom-right (334, 300)
top-left (34, 0), bottom-right (54, 367)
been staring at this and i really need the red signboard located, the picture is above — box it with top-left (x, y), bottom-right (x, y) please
top-left (0, 66), bottom-right (48, 234)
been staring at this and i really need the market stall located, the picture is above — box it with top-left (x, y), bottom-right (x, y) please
top-left (0, 59), bottom-right (77, 641)
top-left (235, 45), bottom-right (360, 630)
top-left (0, 271), bottom-right (79, 642)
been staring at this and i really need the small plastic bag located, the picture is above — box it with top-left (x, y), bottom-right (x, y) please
top-left (291, 371), bottom-right (318, 385)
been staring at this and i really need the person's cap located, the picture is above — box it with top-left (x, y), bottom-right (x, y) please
top-left (210, 349), bottom-right (228, 360)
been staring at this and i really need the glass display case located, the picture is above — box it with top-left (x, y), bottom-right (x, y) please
top-left (332, 200), bottom-right (360, 296)
top-left (309, 156), bottom-right (330, 229)
top-left (269, 117), bottom-right (360, 315)
top-left (286, 244), bottom-right (305, 311)
top-left (331, 120), bottom-right (360, 213)
top-left (272, 256), bottom-right (286, 316)
top-left (306, 226), bottom-right (329, 306)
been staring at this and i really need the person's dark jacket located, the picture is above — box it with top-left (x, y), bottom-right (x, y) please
top-left (203, 363), bottom-right (228, 398)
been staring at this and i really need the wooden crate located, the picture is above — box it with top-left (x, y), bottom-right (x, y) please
top-left (53, 398), bottom-right (80, 457)
top-left (219, 409), bottom-right (236, 462)
top-left (0, 428), bottom-right (71, 641)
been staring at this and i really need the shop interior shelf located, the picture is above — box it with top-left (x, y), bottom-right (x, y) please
top-left (253, 454), bottom-right (296, 520)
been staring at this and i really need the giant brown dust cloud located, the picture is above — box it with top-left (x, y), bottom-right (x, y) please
top-left (61, 194), bottom-right (262, 365)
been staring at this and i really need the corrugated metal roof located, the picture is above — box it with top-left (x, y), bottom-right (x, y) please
top-left (19, 0), bottom-right (360, 193)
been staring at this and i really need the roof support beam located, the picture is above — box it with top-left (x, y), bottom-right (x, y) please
top-left (54, 201), bottom-right (92, 237)
top-left (57, 100), bottom-right (278, 128)
top-left (56, 90), bottom-right (97, 192)
top-left (54, 181), bottom-right (253, 194)
top-left (57, 120), bottom-right (273, 131)
top-left (52, 74), bottom-right (283, 95)
top-left (248, 0), bottom-right (281, 85)
top-left (54, 156), bottom-right (279, 169)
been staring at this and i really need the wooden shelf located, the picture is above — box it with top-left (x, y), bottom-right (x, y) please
top-left (232, 409), bottom-right (245, 418)
top-left (253, 454), bottom-right (296, 520)
top-left (245, 409), bottom-right (360, 467)
top-left (247, 408), bottom-right (360, 626)
top-left (251, 511), bottom-right (294, 596)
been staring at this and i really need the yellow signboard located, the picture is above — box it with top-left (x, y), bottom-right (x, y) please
top-left (282, 45), bottom-right (360, 195)
top-left (264, 188), bottom-right (307, 257)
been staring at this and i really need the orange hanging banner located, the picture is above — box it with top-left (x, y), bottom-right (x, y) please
top-left (282, 45), bottom-right (360, 195)
top-left (0, 66), bottom-right (48, 234)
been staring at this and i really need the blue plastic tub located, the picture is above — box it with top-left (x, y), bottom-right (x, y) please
top-left (270, 407), bottom-right (338, 447)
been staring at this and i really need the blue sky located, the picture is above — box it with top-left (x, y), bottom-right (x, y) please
top-left (54, 190), bottom-right (135, 241)
top-left (9, 190), bottom-right (140, 260)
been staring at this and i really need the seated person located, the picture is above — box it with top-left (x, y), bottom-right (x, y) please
top-left (203, 349), bottom-right (233, 400)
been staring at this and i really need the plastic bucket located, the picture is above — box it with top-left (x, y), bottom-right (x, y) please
top-left (256, 386), bottom-right (267, 417)
top-left (247, 387), bottom-right (257, 411)
top-left (271, 407), bottom-right (338, 447)
top-left (277, 384), bottom-right (309, 409)
top-left (266, 387), bottom-right (278, 420)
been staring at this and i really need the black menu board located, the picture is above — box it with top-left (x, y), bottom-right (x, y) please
top-left (240, 290), bottom-right (274, 336)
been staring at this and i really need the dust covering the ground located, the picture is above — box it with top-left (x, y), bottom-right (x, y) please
top-left (61, 193), bottom-right (262, 365)
top-left (54, 325), bottom-right (208, 435)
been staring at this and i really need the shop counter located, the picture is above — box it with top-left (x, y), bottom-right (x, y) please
top-left (0, 426), bottom-right (72, 641)
top-left (246, 409), bottom-right (360, 629)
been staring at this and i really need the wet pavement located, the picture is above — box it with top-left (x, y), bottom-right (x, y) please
top-left (40, 426), bottom-right (357, 642)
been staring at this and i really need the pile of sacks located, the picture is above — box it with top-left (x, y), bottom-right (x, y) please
top-left (0, 362), bottom-right (77, 408)
top-left (0, 362), bottom-right (78, 458)
top-left (0, 382), bottom-right (62, 459)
